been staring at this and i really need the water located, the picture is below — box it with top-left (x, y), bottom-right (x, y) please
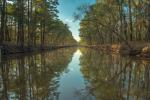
top-left (0, 48), bottom-right (149, 100)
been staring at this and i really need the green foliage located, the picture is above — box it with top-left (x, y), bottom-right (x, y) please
top-left (0, 0), bottom-right (76, 47)
top-left (6, 3), bottom-right (15, 15)
top-left (77, 0), bottom-right (150, 45)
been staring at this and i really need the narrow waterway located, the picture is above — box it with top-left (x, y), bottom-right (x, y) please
top-left (0, 48), bottom-right (149, 100)
top-left (57, 49), bottom-right (95, 100)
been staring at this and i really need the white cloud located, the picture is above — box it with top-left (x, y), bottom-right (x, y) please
top-left (64, 18), bottom-right (73, 23)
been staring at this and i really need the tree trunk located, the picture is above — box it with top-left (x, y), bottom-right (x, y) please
top-left (0, 0), bottom-right (6, 43)
top-left (17, 0), bottom-right (24, 47)
top-left (128, 0), bottom-right (133, 41)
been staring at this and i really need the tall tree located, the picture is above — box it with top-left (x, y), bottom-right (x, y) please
top-left (17, 0), bottom-right (24, 47)
top-left (0, 0), bottom-right (6, 43)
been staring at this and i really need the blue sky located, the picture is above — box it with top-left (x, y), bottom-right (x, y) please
top-left (57, 0), bottom-right (96, 41)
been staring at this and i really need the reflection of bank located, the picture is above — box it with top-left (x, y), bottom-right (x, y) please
top-left (0, 47), bottom-right (2, 63)
top-left (0, 60), bottom-right (9, 100)
top-left (0, 48), bottom-right (76, 100)
top-left (80, 48), bottom-right (150, 100)
top-left (48, 92), bottom-right (60, 100)
top-left (0, 46), bottom-right (1, 63)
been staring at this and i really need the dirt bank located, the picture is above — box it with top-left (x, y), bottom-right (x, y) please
top-left (0, 44), bottom-right (76, 55)
top-left (84, 42), bottom-right (150, 58)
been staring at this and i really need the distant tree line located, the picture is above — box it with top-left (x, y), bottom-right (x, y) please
top-left (75, 0), bottom-right (150, 45)
top-left (0, 0), bottom-right (76, 48)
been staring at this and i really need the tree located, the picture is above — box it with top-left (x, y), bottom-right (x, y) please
top-left (0, 0), bottom-right (6, 43)
top-left (0, 0), bottom-right (76, 50)
top-left (76, 0), bottom-right (150, 46)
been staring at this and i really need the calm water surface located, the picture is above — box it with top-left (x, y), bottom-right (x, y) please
top-left (0, 48), bottom-right (149, 100)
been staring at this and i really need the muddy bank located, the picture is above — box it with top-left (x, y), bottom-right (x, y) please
top-left (0, 44), bottom-right (76, 55)
top-left (83, 42), bottom-right (150, 58)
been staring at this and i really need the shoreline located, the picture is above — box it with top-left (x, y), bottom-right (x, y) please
top-left (1, 43), bottom-right (150, 59)
top-left (81, 43), bottom-right (150, 58)
top-left (0, 44), bottom-right (77, 55)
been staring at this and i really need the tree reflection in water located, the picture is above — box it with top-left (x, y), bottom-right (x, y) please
top-left (0, 48), bottom-right (149, 100)
top-left (80, 48), bottom-right (150, 100)
top-left (0, 48), bottom-right (76, 100)
top-left (73, 82), bottom-right (95, 100)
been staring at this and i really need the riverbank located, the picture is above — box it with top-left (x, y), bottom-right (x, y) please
top-left (0, 43), bottom-right (76, 55)
top-left (83, 42), bottom-right (150, 58)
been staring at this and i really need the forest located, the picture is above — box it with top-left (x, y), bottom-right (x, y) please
top-left (1, 0), bottom-right (150, 56)
top-left (75, 0), bottom-right (150, 56)
top-left (0, 0), bottom-right (76, 54)
top-left (0, 1), bottom-right (149, 99)
top-left (78, 0), bottom-right (149, 44)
